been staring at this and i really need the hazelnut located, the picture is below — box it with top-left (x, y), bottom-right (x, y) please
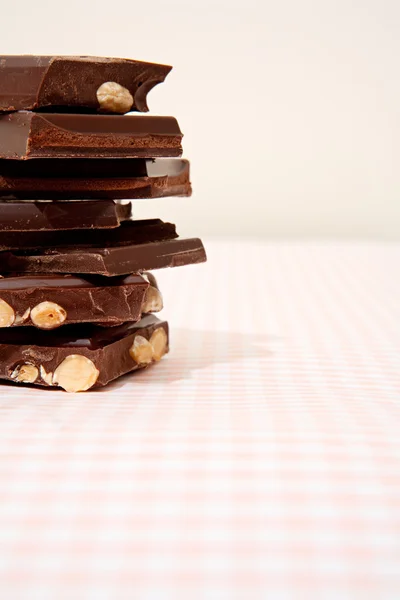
top-left (149, 328), bottom-right (168, 361)
top-left (14, 308), bottom-right (31, 324)
top-left (96, 81), bottom-right (134, 114)
top-left (52, 354), bottom-right (99, 393)
top-left (31, 301), bottom-right (67, 330)
top-left (0, 299), bottom-right (15, 327)
top-left (142, 286), bottom-right (163, 313)
top-left (40, 365), bottom-right (53, 386)
top-left (11, 363), bottom-right (39, 383)
top-left (129, 335), bottom-right (154, 365)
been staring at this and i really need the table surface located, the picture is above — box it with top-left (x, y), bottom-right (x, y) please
top-left (0, 240), bottom-right (399, 600)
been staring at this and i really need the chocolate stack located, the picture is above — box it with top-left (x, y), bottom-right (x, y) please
top-left (0, 55), bottom-right (206, 392)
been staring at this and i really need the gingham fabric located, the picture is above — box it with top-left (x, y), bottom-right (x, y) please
top-left (0, 241), bottom-right (399, 600)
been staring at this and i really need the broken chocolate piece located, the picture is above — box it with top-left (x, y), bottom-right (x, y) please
top-left (0, 218), bottom-right (176, 250)
top-left (0, 314), bottom-right (169, 391)
top-left (142, 272), bottom-right (163, 313)
top-left (0, 237), bottom-right (207, 276)
top-left (0, 55), bottom-right (171, 113)
top-left (0, 200), bottom-right (131, 231)
top-left (0, 158), bottom-right (191, 199)
top-left (0, 273), bottom-right (164, 329)
top-left (0, 112), bottom-right (182, 159)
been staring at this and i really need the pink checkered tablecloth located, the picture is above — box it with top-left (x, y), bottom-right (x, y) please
top-left (0, 241), bottom-right (399, 599)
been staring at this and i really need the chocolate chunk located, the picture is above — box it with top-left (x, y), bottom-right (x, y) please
top-left (0, 219), bottom-right (176, 250)
top-left (0, 112), bottom-right (182, 159)
top-left (0, 314), bottom-right (169, 391)
top-left (0, 55), bottom-right (171, 113)
top-left (0, 200), bottom-right (131, 231)
top-left (0, 237), bottom-right (207, 276)
top-left (0, 273), bottom-right (164, 329)
top-left (0, 158), bottom-right (191, 200)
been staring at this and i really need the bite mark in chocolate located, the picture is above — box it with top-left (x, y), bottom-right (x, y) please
top-left (0, 55), bottom-right (171, 113)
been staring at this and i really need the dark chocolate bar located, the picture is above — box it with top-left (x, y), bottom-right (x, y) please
top-left (0, 272), bottom-right (162, 329)
top-left (0, 55), bottom-right (171, 113)
top-left (0, 218), bottom-right (176, 250)
top-left (0, 314), bottom-right (169, 392)
top-left (0, 200), bottom-right (131, 231)
top-left (0, 112), bottom-right (182, 159)
top-left (0, 158), bottom-right (191, 200)
top-left (0, 237), bottom-right (207, 276)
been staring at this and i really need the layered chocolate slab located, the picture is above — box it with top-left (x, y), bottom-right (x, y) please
top-left (0, 113), bottom-right (183, 159)
top-left (0, 314), bottom-right (169, 392)
top-left (0, 158), bottom-right (191, 199)
top-left (0, 200), bottom-right (131, 230)
top-left (0, 237), bottom-right (207, 276)
top-left (0, 218), bottom-right (176, 250)
top-left (0, 273), bottom-right (163, 329)
top-left (0, 55), bottom-right (171, 113)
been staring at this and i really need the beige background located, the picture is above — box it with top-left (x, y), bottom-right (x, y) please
top-left (1, 0), bottom-right (399, 239)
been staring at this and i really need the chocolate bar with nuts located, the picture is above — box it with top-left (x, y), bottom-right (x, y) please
top-left (0, 158), bottom-right (191, 200)
top-left (0, 218), bottom-right (176, 250)
top-left (0, 55), bottom-right (171, 113)
top-left (0, 272), bottom-right (163, 329)
top-left (0, 314), bottom-right (169, 392)
top-left (0, 112), bottom-right (182, 160)
top-left (0, 200), bottom-right (131, 231)
top-left (0, 237), bottom-right (207, 276)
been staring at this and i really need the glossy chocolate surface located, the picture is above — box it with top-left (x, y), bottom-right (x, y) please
top-left (0, 273), bottom-right (162, 327)
top-left (0, 237), bottom-right (207, 276)
top-left (0, 55), bottom-right (171, 113)
top-left (0, 158), bottom-right (191, 199)
top-left (0, 200), bottom-right (131, 230)
top-left (0, 218), bottom-right (176, 250)
top-left (0, 112), bottom-right (182, 159)
top-left (0, 314), bottom-right (169, 389)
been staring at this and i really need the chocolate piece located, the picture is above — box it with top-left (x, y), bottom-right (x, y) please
top-left (0, 158), bottom-right (191, 199)
top-left (0, 200), bottom-right (131, 231)
top-left (0, 237), bottom-right (207, 276)
top-left (0, 112), bottom-right (182, 159)
top-left (0, 314), bottom-right (169, 391)
top-left (0, 55), bottom-right (171, 113)
top-left (0, 219), bottom-right (176, 250)
top-left (141, 272), bottom-right (163, 313)
top-left (0, 273), bottom-right (165, 329)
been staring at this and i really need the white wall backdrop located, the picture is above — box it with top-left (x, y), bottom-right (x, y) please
top-left (1, 0), bottom-right (399, 238)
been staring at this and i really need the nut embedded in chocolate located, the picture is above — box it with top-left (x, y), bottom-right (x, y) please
top-left (142, 285), bottom-right (163, 313)
top-left (0, 315), bottom-right (169, 391)
top-left (150, 328), bottom-right (168, 361)
top-left (52, 355), bottom-right (100, 393)
top-left (31, 301), bottom-right (67, 330)
top-left (129, 335), bottom-right (154, 365)
top-left (39, 366), bottom-right (53, 386)
top-left (0, 274), bottom-right (151, 328)
top-left (0, 299), bottom-right (15, 327)
top-left (0, 55), bottom-right (172, 113)
top-left (14, 308), bottom-right (31, 325)
top-left (97, 81), bottom-right (134, 113)
top-left (10, 363), bottom-right (38, 383)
